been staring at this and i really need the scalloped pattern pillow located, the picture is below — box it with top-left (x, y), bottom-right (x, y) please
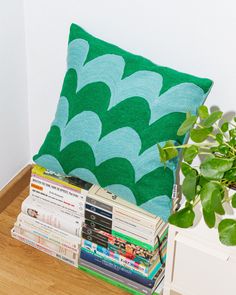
top-left (33, 23), bottom-right (213, 221)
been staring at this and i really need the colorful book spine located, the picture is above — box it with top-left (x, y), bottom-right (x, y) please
top-left (82, 223), bottom-right (167, 252)
top-left (80, 248), bottom-right (166, 287)
top-left (82, 243), bottom-right (167, 280)
top-left (79, 258), bottom-right (158, 295)
top-left (85, 190), bottom-right (169, 250)
top-left (107, 235), bottom-right (167, 267)
top-left (81, 239), bottom-right (167, 277)
top-left (83, 219), bottom-right (168, 266)
top-left (11, 229), bottom-right (79, 267)
top-left (32, 164), bottom-right (93, 193)
top-left (21, 196), bottom-right (83, 236)
top-left (16, 213), bottom-right (81, 252)
top-left (85, 201), bottom-right (158, 245)
top-left (111, 227), bottom-right (168, 252)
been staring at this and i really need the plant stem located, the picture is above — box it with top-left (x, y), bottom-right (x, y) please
top-left (193, 196), bottom-right (201, 207)
top-left (163, 142), bottom-right (216, 150)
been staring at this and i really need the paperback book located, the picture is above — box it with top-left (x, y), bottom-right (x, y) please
top-left (11, 229), bottom-right (79, 267)
top-left (79, 258), bottom-right (164, 295)
top-left (21, 196), bottom-right (83, 236)
top-left (81, 238), bottom-right (167, 276)
top-left (15, 212), bottom-right (81, 252)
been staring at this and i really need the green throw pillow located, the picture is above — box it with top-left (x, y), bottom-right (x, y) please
top-left (33, 23), bottom-right (213, 221)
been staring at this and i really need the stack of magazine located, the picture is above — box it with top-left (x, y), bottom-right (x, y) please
top-left (11, 165), bottom-right (180, 295)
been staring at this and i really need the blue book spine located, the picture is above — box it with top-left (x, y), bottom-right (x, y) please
top-left (80, 249), bottom-right (156, 288)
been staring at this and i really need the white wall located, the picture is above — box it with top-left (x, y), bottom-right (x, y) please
top-left (23, 0), bottom-right (236, 156)
top-left (0, 0), bottom-right (30, 189)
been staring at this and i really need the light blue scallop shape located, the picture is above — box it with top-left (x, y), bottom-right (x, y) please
top-left (69, 168), bottom-right (98, 185)
top-left (68, 39), bottom-right (163, 120)
top-left (35, 155), bottom-right (65, 175)
top-left (94, 127), bottom-right (142, 166)
top-left (60, 111), bottom-right (102, 150)
top-left (75, 53), bottom-right (125, 94)
top-left (140, 195), bottom-right (172, 221)
top-left (67, 39), bottom-right (89, 71)
top-left (109, 70), bottom-right (162, 110)
top-left (52, 96), bottom-right (69, 130)
top-left (150, 83), bottom-right (205, 123)
top-left (105, 184), bottom-right (137, 204)
top-left (133, 142), bottom-right (177, 182)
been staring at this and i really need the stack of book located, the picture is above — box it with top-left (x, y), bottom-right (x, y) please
top-left (11, 165), bottom-right (88, 267)
top-left (11, 165), bottom-right (179, 295)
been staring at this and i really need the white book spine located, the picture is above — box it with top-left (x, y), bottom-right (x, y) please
top-left (112, 223), bottom-right (157, 245)
top-left (113, 216), bottom-right (161, 237)
top-left (11, 228), bottom-right (79, 267)
top-left (16, 212), bottom-right (81, 252)
top-left (21, 196), bottom-right (83, 236)
top-left (113, 207), bottom-right (160, 230)
top-left (30, 175), bottom-right (86, 215)
top-left (13, 226), bottom-right (79, 258)
top-left (88, 186), bottom-right (158, 219)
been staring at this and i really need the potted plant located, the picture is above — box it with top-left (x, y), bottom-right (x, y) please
top-left (158, 105), bottom-right (236, 246)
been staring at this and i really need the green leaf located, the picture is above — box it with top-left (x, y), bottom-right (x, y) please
top-left (229, 129), bottom-right (236, 138)
top-left (177, 115), bottom-right (197, 136)
top-left (200, 182), bottom-right (222, 212)
top-left (157, 144), bottom-right (167, 163)
top-left (230, 138), bottom-right (236, 146)
top-left (202, 111), bottom-right (223, 128)
top-left (181, 162), bottom-right (196, 177)
top-left (183, 145), bottom-right (199, 164)
top-left (190, 127), bottom-right (213, 143)
top-left (163, 140), bottom-right (178, 161)
top-left (200, 157), bottom-right (234, 180)
top-left (218, 219), bottom-right (236, 246)
top-left (231, 193), bottom-right (236, 208)
top-left (224, 168), bottom-right (236, 181)
top-left (203, 209), bottom-right (216, 228)
top-left (218, 144), bottom-right (230, 155)
top-left (221, 122), bottom-right (229, 132)
top-left (182, 172), bottom-right (197, 201)
top-left (215, 133), bottom-right (223, 144)
top-left (199, 175), bottom-right (209, 187)
top-left (211, 189), bottom-right (225, 215)
top-left (198, 105), bottom-right (209, 119)
top-left (210, 146), bottom-right (219, 153)
top-left (168, 206), bottom-right (195, 228)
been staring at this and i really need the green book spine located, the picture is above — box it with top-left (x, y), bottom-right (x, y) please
top-left (79, 265), bottom-right (160, 295)
top-left (112, 228), bottom-right (169, 251)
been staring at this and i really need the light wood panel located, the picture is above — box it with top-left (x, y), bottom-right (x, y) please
top-left (0, 165), bottom-right (31, 213)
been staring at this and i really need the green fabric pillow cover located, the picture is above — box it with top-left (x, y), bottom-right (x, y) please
top-left (34, 23), bottom-right (213, 221)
